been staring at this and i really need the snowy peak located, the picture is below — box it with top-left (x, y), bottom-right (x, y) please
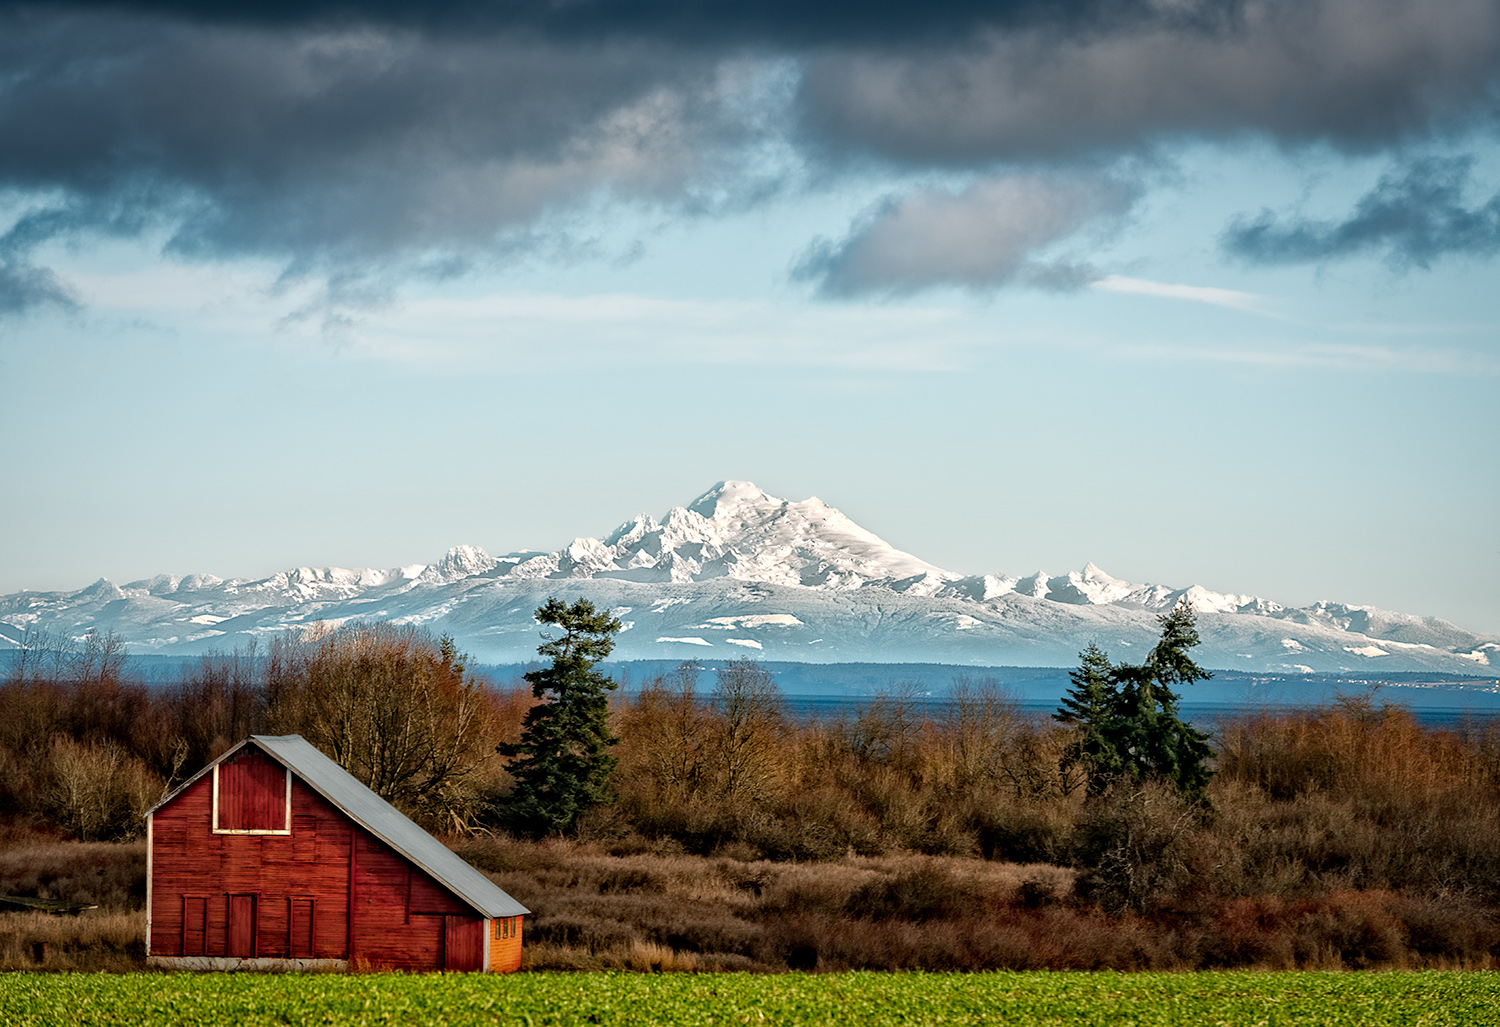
top-left (1072, 563), bottom-right (1137, 604)
top-left (438, 545), bottom-right (496, 579)
top-left (686, 479), bottom-right (774, 522)
top-left (947, 562), bottom-right (1286, 617)
top-left (519, 480), bottom-right (950, 590)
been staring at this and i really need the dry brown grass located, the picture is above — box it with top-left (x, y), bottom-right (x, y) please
top-left (0, 832), bottom-right (150, 971)
top-left (451, 829), bottom-right (1500, 972)
top-left (457, 834), bottom-right (1098, 971)
top-left (0, 839), bottom-right (146, 910)
top-left (0, 909), bottom-right (146, 971)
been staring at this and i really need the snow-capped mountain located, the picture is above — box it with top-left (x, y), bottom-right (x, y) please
top-left (492, 480), bottom-right (948, 588)
top-left (1, 481), bottom-right (1496, 675)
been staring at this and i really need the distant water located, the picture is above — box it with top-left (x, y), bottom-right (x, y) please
top-left (781, 695), bottom-right (1500, 732)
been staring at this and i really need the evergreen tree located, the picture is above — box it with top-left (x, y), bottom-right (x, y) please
top-left (500, 598), bottom-right (623, 836)
top-left (1055, 603), bottom-right (1215, 797)
top-left (1054, 643), bottom-right (1122, 793)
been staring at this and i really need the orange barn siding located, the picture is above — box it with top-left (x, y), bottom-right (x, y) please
top-left (490, 916), bottom-right (524, 973)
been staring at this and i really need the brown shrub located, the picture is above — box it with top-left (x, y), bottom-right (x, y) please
top-left (1073, 781), bottom-right (1201, 912)
top-left (1392, 892), bottom-right (1500, 966)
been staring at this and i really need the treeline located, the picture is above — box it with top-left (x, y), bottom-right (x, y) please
top-left (0, 624), bottom-right (528, 840)
top-left (611, 662), bottom-right (1500, 910)
top-left (6, 620), bottom-right (1500, 923)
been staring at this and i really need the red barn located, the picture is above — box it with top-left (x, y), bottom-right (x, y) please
top-left (146, 734), bottom-right (528, 972)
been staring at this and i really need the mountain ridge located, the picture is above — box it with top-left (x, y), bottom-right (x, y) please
top-left (2, 480), bottom-right (1495, 674)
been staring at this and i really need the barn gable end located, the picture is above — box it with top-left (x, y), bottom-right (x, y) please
top-left (146, 735), bottom-right (527, 973)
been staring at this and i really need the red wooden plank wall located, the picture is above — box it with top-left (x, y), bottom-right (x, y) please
top-left (151, 745), bottom-right (496, 972)
top-left (350, 829), bottom-right (481, 971)
top-left (182, 897), bottom-right (207, 956)
top-left (290, 897), bottom-right (314, 958)
top-left (218, 750), bottom-right (286, 831)
top-left (227, 895), bottom-right (257, 956)
top-left (153, 773), bottom-right (352, 961)
top-left (444, 917), bottom-right (483, 971)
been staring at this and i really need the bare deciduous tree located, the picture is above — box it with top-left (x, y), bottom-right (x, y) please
top-left (710, 659), bottom-right (785, 801)
top-left (842, 679), bottom-right (924, 775)
top-left (43, 737), bottom-right (158, 841)
top-left (940, 676), bottom-right (1020, 789)
top-left (265, 623), bottom-right (495, 830)
top-left (619, 661), bottom-right (711, 798)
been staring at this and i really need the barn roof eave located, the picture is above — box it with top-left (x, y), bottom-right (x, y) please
top-left (250, 734), bottom-right (529, 920)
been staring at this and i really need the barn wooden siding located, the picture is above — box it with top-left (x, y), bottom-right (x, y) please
top-left (490, 915), bottom-right (523, 972)
top-left (151, 747), bottom-right (501, 972)
top-left (215, 748), bottom-right (289, 832)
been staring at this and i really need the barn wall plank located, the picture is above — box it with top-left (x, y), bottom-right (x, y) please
top-left (350, 830), bottom-right (477, 970)
top-left (217, 751), bottom-right (287, 832)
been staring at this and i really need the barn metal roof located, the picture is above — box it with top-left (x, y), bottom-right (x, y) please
top-left (148, 734), bottom-right (528, 919)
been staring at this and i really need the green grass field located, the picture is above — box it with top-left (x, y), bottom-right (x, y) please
top-left (2, 971), bottom-right (1498, 1027)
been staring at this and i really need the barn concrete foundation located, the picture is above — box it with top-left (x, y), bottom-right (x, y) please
top-left (149, 956), bottom-right (349, 972)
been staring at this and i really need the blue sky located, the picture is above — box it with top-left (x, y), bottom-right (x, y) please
top-left (1, 0), bottom-right (1498, 634)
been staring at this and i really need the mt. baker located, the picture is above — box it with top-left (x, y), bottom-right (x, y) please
top-left (2, 481), bottom-right (1495, 674)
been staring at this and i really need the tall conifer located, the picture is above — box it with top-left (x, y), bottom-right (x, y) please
top-left (1055, 643), bottom-right (1123, 792)
top-left (500, 597), bottom-right (622, 835)
top-left (1055, 604), bottom-right (1215, 797)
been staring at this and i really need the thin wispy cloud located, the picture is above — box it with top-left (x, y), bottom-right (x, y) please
top-left (329, 292), bottom-right (987, 372)
top-left (1324, 319), bottom-right (1500, 338)
top-left (1091, 275), bottom-right (1267, 313)
top-left (1123, 339), bottom-right (1500, 376)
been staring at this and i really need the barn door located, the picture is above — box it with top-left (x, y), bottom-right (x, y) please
top-left (289, 897), bottom-right (314, 959)
top-left (182, 897), bottom-right (207, 956)
top-left (227, 894), bottom-right (257, 958)
top-left (443, 916), bottom-right (482, 971)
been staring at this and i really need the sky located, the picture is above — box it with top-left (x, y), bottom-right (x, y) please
top-left (1, 0), bottom-right (1498, 635)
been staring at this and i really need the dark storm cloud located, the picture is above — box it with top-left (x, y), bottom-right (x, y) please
top-left (0, 0), bottom-right (1243, 46)
top-left (0, 9), bottom-right (804, 319)
top-left (797, 0), bottom-right (1500, 165)
top-left (0, 0), bottom-right (1498, 318)
top-left (1223, 157), bottom-right (1500, 268)
top-left (0, 14), bottom-right (760, 259)
top-left (794, 175), bottom-right (1138, 296)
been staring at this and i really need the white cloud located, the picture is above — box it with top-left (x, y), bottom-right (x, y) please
top-left (1091, 275), bottom-right (1267, 312)
top-left (1121, 340), bottom-right (1500, 376)
top-left (794, 174), bottom-right (1139, 296)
